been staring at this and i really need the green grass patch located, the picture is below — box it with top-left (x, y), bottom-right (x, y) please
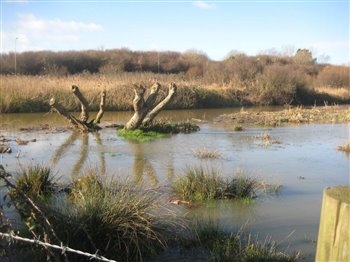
top-left (117, 129), bottom-right (166, 142)
top-left (172, 166), bottom-right (259, 201)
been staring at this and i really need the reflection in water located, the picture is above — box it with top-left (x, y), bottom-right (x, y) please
top-left (51, 131), bottom-right (80, 165)
top-left (132, 143), bottom-right (158, 185)
top-left (93, 132), bottom-right (106, 176)
top-left (72, 133), bottom-right (89, 177)
top-left (167, 150), bottom-right (175, 182)
top-left (51, 132), bottom-right (106, 177)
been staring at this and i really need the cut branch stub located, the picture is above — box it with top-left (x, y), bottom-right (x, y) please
top-left (142, 82), bottom-right (177, 126)
top-left (72, 85), bottom-right (89, 123)
top-left (93, 90), bottom-right (106, 125)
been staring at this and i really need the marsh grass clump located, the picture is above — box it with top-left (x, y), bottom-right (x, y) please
top-left (224, 176), bottom-right (258, 199)
top-left (172, 166), bottom-right (225, 201)
top-left (234, 125), bottom-right (244, 131)
top-left (193, 148), bottom-right (222, 159)
top-left (9, 165), bottom-right (57, 202)
top-left (172, 167), bottom-right (259, 201)
top-left (4, 167), bottom-right (180, 261)
top-left (117, 129), bottom-right (166, 142)
top-left (49, 171), bottom-right (177, 261)
top-left (194, 222), bottom-right (300, 262)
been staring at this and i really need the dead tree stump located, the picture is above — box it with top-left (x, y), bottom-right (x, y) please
top-left (50, 86), bottom-right (106, 132)
top-left (125, 82), bottom-right (177, 130)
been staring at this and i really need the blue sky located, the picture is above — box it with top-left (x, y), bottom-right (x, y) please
top-left (1, 0), bottom-right (349, 65)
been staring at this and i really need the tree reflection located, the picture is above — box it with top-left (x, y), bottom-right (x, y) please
top-left (51, 131), bottom-right (105, 176)
top-left (132, 143), bottom-right (158, 185)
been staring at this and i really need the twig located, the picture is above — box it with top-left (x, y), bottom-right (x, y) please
top-left (0, 233), bottom-right (117, 262)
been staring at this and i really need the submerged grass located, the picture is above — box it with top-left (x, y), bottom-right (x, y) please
top-left (172, 166), bottom-right (259, 201)
top-left (193, 148), bottom-right (222, 159)
top-left (194, 222), bottom-right (299, 262)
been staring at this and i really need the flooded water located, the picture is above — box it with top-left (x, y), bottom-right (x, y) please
top-left (1, 108), bottom-right (349, 261)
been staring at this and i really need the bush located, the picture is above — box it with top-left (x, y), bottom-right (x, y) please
top-left (250, 65), bottom-right (308, 105)
top-left (317, 66), bottom-right (350, 88)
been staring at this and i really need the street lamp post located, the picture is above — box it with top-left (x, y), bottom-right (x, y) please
top-left (15, 37), bottom-right (18, 75)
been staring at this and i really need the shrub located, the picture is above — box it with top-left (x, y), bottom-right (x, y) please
top-left (317, 66), bottom-right (350, 88)
top-left (250, 65), bottom-right (308, 105)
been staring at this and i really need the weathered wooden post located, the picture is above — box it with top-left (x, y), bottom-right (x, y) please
top-left (316, 186), bottom-right (350, 262)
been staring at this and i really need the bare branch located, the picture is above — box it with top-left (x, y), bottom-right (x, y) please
top-left (49, 98), bottom-right (88, 132)
top-left (142, 82), bottom-right (177, 126)
top-left (72, 85), bottom-right (89, 123)
top-left (94, 90), bottom-right (106, 125)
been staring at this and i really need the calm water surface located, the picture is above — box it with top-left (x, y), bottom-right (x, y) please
top-left (1, 108), bottom-right (349, 261)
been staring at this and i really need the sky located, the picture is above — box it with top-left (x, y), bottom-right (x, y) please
top-left (1, 0), bottom-right (349, 65)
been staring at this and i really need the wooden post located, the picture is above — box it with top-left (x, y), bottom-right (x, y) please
top-left (316, 186), bottom-right (350, 262)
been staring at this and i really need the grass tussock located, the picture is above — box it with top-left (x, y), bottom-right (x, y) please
top-left (51, 171), bottom-right (175, 261)
top-left (194, 222), bottom-right (299, 262)
top-left (172, 167), bottom-right (259, 201)
top-left (193, 148), bottom-right (222, 159)
top-left (5, 167), bottom-right (180, 261)
top-left (9, 165), bottom-right (57, 201)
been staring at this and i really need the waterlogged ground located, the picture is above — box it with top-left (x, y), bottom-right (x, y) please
top-left (1, 108), bottom-right (349, 261)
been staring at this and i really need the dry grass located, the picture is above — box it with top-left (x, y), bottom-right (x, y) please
top-left (337, 142), bottom-right (350, 153)
top-left (217, 105), bottom-right (350, 127)
top-left (0, 74), bottom-right (242, 113)
top-left (1, 74), bottom-right (349, 113)
top-left (315, 87), bottom-right (350, 100)
top-left (193, 148), bottom-right (222, 159)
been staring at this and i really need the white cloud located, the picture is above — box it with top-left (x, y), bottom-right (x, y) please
top-left (193, 1), bottom-right (216, 10)
top-left (17, 14), bottom-right (104, 32)
top-left (310, 41), bottom-right (348, 50)
top-left (1, 13), bottom-right (104, 53)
